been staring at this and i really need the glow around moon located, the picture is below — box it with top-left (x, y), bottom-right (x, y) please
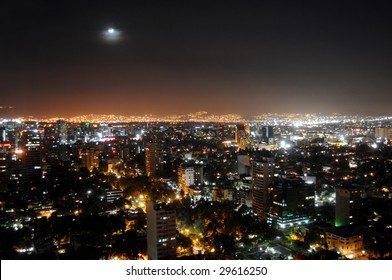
top-left (102, 27), bottom-right (121, 42)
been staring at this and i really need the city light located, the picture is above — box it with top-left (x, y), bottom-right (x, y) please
top-left (1, 114), bottom-right (392, 261)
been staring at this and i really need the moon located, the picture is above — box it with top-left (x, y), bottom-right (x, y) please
top-left (102, 27), bottom-right (121, 43)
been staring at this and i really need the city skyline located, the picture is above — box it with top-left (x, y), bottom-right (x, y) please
top-left (2, 118), bottom-right (392, 260)
top-left (1, 1), bottom-right (392, 117)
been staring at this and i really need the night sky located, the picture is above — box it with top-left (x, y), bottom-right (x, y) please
top-left (1, 0), bottom-right (392, 117)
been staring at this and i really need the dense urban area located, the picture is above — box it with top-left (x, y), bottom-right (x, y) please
top-left (1, 113), bottom-right (392, 260)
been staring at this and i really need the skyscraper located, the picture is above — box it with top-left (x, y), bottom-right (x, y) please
top-left (252, 158), bottom-right (274, 220)
top-left (21, 130), bottom-right (43, 182)
top-left (147, 201), bottom-right (177, 260)
top-left (335, 186), bottom-right (363, 227)
top-left (268, 175), bottom-right (315, 228)
top-left (237, 154), bottom-right (251, 176)
top-left (235, 124), bottom-right (253, 150)
top-left (0, 151), bottom-right (7, 190)
top-left (178, 161), bottom-right (203, 194)
top-left (55, 120), bottom-right (68, 144)
top-left (145, 142), bottom-right (158, 177)
top-left (80, 148), bottom-right (99, 171)
top-left (261, 126), bottom-right (274, 144)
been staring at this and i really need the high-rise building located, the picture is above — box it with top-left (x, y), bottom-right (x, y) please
top-left (177, 161), bottom-right (203, 194)
top-left (80, 148), bottom-right (99, 171)
top-left (21, 130), bottom-right (43, 182)
top-left (335, 186), bottom-right (363, 227)
top-left (1, 142), bottom-right (27, 187)
top-left (235, 124), bottom-right (253, 150)
top-left (261, 126), bottom-right (274, 144)
top-left (147, 201), bottom-right (176, 260)
top-left (252, 158), bottom-right (274, 220)
top-left (237, 154), bottom-right (251, 176)
top-left (145, 142), bottom-right (158, 177)
top-left (55, 120), bottom-right (68, 144)
top-left (0, 151), bottom-right (7, 190)
top-left (268, 175), bottom-right (315, 228)
top-left (0, 126), bottom-right (6, 142)
top-left (374, 127), bottom-right (391, 140)
top-left (235, 179), bottom-right (253, 207)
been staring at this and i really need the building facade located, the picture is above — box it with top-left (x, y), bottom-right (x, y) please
top-left (145, 142), bottom-right (158, 177)
top-left (178, 161), bottom-right (203, 194)
top-left (335, 186), bottom-right (363, 227)
top-left (252, 158), bottom-right (274, 220)
top-left (147, 201), bottom-right (177, 260)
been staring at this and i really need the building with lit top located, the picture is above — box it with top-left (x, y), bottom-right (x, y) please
top-left (267, 175), bottom-right (315, 229)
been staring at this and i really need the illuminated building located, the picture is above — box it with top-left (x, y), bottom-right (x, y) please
top-left (213, 187), bottom-right (233, 202)
top-left (1, 141), bottom-right (26, 187)
top-left (252, 158), bottom-right (274, 220)
top-left (80, 122), bottom-right (92, 142)
top-left (335, 186), bottom-right (363, 227)
top-left (235, 180), bottom-right (253, 207)
top-left (235, 124), bottom-right (253, 150)
top-left (0, 126), bottom-right (5, 142)
top-left (177, 161), bottom-right (203, 194)
top-left (80, 148), bottom-right (99, 171)
top-left (99, 123), bottom-right (112, 138)
top-left (0, 151), bottom-right (7, 190)
top-left (147, 201), bottom-right (176, 260)
top-left (237, 154), bottom-right (251, 176)
top-left (21, 130), bottom-right (43, 182)
top-left (267, 176), bottom-right (315, 228)
top-left (326, 227), bottom-right (363, 257)
top-left (261, 126), bottom-right (274, 144)
top-left (1, 121), bottom-right (20, 146)
top-left (105, 189), bottom-right (123, 203)
top-left (145, 142), bottom-right (158, 177)
top-left (55, 120), bottom-right (68, 143)
top-left (374, 127), bottom-right (391, 140)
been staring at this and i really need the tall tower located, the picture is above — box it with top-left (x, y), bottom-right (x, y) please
top-left (55, 120), bottom-right (68, 144)
top-left (335, 186), bottom-right (363, 227)
top-left (147, 201), bottom-right (177, 260)
top-left (235, 124), bottom-right (253, 150)
top-left (145, 142), bottom-right (158, 177)
top-left (268, 176), bottom-right (315, 228)
top-left (252, 158), bottom-right (274, 220)
top-left (261, 126), bottom-right (274, 144)
top-left (0, 151), bottom-right (7, 190)
top-left (21, 130), bottom-right (43, 182)
top-left (237, 154), bottom-right (251, 176)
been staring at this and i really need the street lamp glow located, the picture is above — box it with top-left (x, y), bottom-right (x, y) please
top-left (108, 28), bottom-right (115, 34)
